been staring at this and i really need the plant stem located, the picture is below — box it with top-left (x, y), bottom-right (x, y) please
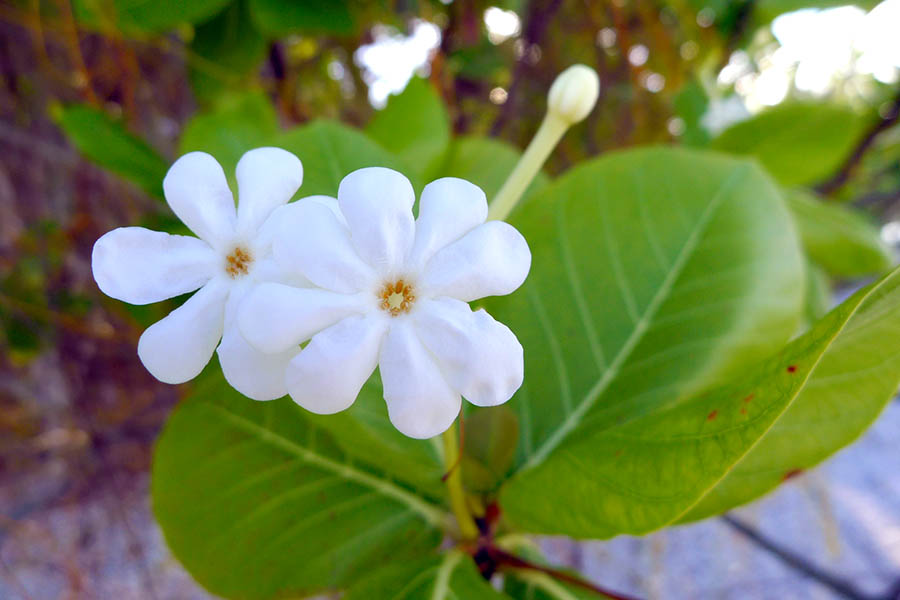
top-left (488, 112), bottom-right (568, 222)
top-left (442, 422), bottom-right (479, 541)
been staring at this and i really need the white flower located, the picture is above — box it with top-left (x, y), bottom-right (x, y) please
top-left (91, 147), bottom-right (308, 400)
top-left (238, 168), bottom-right (531, 439)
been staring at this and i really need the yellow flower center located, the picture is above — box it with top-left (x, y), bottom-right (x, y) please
top-left (379, 279), bottom-right (415, 316)
top-left (225, 246), bottom-right (252, 278)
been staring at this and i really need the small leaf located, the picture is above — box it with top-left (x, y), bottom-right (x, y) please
top-left (248, 0), bottom-right (355, 36)
top-left (711, 103), bottom-right (866, 186)
top-left (462, 407), bottom-right (519, 493)
top-left (179, 90), bottom-right (279, 177)
top-left (152, 375), bottom-right (445, 600)
top-left (753, 0), bottom-right (881, 24)
top-left (344, 551), bottom-right (509, 600)
top-left (501, 265), bottom-right (900, 537)
top-left (72, 0), bottom-right (233, 33)
top-left (54, 104), bottom-right (168, 197)
top-left (189, 0), bottom-right (267, 105)
top-left (786, 188), bottom-right (893, 277)
top-left (366, 76), bottom-right (451, 184)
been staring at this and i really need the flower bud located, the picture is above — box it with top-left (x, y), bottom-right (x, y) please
top-left (547, 64), bottom-right (600, 125)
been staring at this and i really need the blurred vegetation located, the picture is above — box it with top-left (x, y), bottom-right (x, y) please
top-left (0, 0), bottom-right (898, 596)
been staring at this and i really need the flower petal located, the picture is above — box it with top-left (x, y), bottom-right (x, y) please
top-left (414, 298), bottom-right (523, 407)
top-left (408, 177), bottom-right (488, 269)
top-left (218, 326), bottom-right (297, 401)
top-left (137, 280), bottom-right (228, 384)
top-left (420, 221), bottom-right (531, 302)
top-left (235, 147), bottom-right (304, 235)
top-left (273, 198), bottom-right (375, 293)
top-left (285, 314), bottom-right (388, 414)
top-left (238, 282), bottom-right (368, 354)
top-left (92, 227), bottom-right (218, 304)
top-left (337, 167), bottom-right (415, 273)
top-left (163, 152), bottom-right (236, 248)
top-left (379, 319), bottom-right (461, 439)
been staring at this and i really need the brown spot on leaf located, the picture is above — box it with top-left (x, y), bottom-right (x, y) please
top-left (707, 410), bottom-right (718, 421)
top-left (740, 407), bottom-right (747, 415)
top-left (614, 449), bottom-right (623, 458)
top-left (783, 468), bottom-right (804, 481)
top-left (743, 393), bottom-right (754, 403)
top-left (787, 365), bottom-right (797, 373)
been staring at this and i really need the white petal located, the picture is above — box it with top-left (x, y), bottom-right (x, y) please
top-left (137, 280), bottom-right (228, 384)
top-left (420, 221), bottom-right (531, 302)
top-left (408, 178), bottom-right (488, 269)
top-left (273, 198), bottom-right (375, 293)
top-left (235, 147), bottom-right (304, 235)
top-left (414, 298), bottom-right (523, 407)
top-left (237, 282), bottom-right (368, 354)
top-left (337, 167), bottom-right (415, 273)
top-left (257, 195), bottom-right (344, 250)
top-left (92, 227), bottom-right (218, 304)
top-left (163, 152), bottom-right (236, 248)
top-left (218, 326), bottom-right (297, 401)
top-left (379, 319), bottom-right (461, 439)
top-left (285, 314), bottom-right (388, 414)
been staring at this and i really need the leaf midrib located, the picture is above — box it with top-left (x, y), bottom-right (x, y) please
top-left (521, 166), bottom-right (751, 469)
top-left (204, 403), bottom-right (447, 528)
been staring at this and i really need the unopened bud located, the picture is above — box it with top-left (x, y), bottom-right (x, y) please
top-left (547, 64), bottom-right (600, 125)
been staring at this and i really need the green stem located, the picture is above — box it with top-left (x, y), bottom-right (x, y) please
top-left (442, 422), bottom-right (479, 541)
top-left (487, 112), bottom-right (569, 222)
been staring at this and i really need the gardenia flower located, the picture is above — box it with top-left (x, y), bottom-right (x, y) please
top-left (92, 147), bottom-right (308, 400)
top-left (239, 167), bottom-right (531, 438)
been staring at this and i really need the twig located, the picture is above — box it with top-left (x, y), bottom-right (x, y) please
top-left (490, 545), bottom-right (642, 600)
top-left (816, 87), bottom-right (900, 196)
top-left (721, 514), bottom-right (876, 600)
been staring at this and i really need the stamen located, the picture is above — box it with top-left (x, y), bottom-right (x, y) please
top-left (225, 246), bottom-right (252, 278)
top-left (379, 278), bottom-right (416, 316)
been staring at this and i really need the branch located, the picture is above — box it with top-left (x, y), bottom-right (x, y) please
top-left (815, 87), bottom-right (900, 196)
top-left (489, 545), bottom-right (643, 600)
top-left (721, 514), bottom-right (877, 600)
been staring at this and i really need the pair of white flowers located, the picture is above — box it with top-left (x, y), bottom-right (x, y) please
top-left (92, 148), bottom-right (531, 438)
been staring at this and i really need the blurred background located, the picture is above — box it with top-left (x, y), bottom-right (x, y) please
top-left (1, 0), bottom-right (899, 598)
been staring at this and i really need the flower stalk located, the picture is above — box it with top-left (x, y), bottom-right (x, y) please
top-left (442, 421), bottom-right (479, 541)
top-left (488, 64), bottom-right (600, 222)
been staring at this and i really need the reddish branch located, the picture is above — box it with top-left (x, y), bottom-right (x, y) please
top-left (815, 86), bottom-right (900, 196)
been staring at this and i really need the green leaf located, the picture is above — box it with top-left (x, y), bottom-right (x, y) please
top-left (804, 260), bottom-right (832, 323)
top-left (152, 375), bottom-right (445, 600)
top-left (73, 0), bottom-right (232, 33)
top-left (754, 0), bottom-right (881, 24)
top-left (786, 188), bottom-right (893, 277)
top-left (366, 77), bottom-right (451, 184)
top-left (189, 0), bottom-right (267, 105)
top-left (54, 104), bottom-right (168, 197)
top-left (501, 265), bottom-right (900, 537)
top-left (248, 0), bottom-right (355, 36)
top-left (345, 551), bottom-right (509, 600)
top-left (711, 103), bottom-right (866, 186)
top-left (179, 90), bottom-right (279, 176)
top-left (462, 407), bottom-right (520, 493)
top-left (438, 136), bottom-right (549, 201)
top-left (682, 266), bottom-right (900, 522)
top-left (275, 120), bottom-right (409, 197)
top-left (489, 147), bottom-right (803, 471)
top-left (486, 147), bottom-right (804, 533)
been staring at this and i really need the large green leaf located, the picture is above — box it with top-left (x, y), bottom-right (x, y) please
top-left (682, 266), bottom-right (900, 521)
top-left (152, 375), bottom-right (446, 600)
top-left (179, 90), bottom-right (279, 176)
top-left (500, 265), bottom-right (900, 537)
top-left (786, 188), bottom-right (893, 277)
top-left (366, 76), bottom-right (451, 184)
top-left (487, 147), bottom-right (803, 477)
top-left (189, 0), bottom-right (267, 105)
top-left (344, 552), bottom-right (508, 600)
top-left (73, 0), bottom-right (232, 33)
top-left (54, 104), bottom-right (168, 197)
top-left (711, 103), bottom-right (866, 186)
